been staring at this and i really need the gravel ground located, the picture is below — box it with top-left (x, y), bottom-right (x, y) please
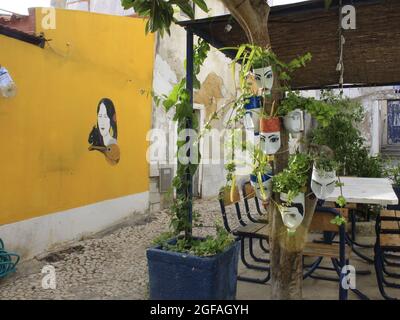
top-left (0, 198), bottom-right (240, 300)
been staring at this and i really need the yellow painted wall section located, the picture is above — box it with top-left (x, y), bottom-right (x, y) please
top-left (0, 9), bottom-right (154, 225)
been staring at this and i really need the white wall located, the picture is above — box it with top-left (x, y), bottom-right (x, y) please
top-left (1, 192), bottom-right (149, 260)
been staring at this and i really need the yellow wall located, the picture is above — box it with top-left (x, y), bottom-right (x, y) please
top-left (0, 9), bottom-right (154, 225)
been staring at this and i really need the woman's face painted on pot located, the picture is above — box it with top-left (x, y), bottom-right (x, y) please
top-left (98, 103), bottom-right (111, 138)
top-left (285, 110), bottom-right (303, 133)
top-left (280, 193), bottom-right (305, 232)
top-left (311, 169), bottom-right (336, 200)
top-left (261, 132), bottom-right (281, 154)
top-left (254, 66), bottom-right (273, 91)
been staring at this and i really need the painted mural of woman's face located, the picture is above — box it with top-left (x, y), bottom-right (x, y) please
top-left (98, 103), bottom-right (111, 138)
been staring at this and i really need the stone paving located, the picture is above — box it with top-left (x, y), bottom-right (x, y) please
top-left (0, 198), bottom-right (399, 300)
top-left (0, 199), bottom-right (228, 300)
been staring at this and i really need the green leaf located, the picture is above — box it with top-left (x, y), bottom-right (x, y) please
top-left (336, 195), bottom-right (347, 208)
top-left (192, 0), bottom-right (208, 12)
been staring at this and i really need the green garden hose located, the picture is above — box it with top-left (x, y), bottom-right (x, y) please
top-left (0, 239), bottom-right (20, 278)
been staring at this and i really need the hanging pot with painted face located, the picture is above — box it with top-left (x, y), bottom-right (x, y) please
top-left (283, 109), bottom-right (304, 134)
top-left (243, 96), bottom-right (262, 135)
top-left (311, 165), bottom-right (337, 200)
top-left (253, 66), bottom-right (273, 92)
top-left (260, 117), bottom-right (281, 155)
top-left (280, 192), bottom-right (305, 233)
top-left (0, 67), bottom-right (17, 98)
top-left (250, 172), bottom-right (273, 201)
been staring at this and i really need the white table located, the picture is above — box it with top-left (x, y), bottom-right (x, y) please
top-left (325, 177), bottom-right (398, 207)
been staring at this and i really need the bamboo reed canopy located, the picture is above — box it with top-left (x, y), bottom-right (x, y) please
top-left (177, 0), bottom-right (400, 90)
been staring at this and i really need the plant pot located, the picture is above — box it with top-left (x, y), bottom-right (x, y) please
top-left (279, 192), bottom-right (305, 232)
top-left (250, 173), bottom-right (273, 201)
top-left (253, 66), bottom-right (273, 91)
top-left (311, 165), bottom-right (337, 200)
top-left (260, 117), bottom-right (281, 155)
top-left (283, 109), bottom-right (304, 134)
top-left (147, 239), bottom-right (240, 300)
top-left (244, 96), bottom-right (262, 135)
top-left (0, 67), bottom-right (17, 98)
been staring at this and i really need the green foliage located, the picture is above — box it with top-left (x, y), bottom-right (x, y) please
top-left (279, 91), bottom-right (337, 127)
top-left (121, 0), bottom-right (208, 36)
top-left (157, 224), bottom-right (235, 257)
top-left (224, 44), bottom-right (311, 94)
top-left (384, 162), bottom-right (400, 187)
top-left (330, 215), bottom-right (347, 226)
top-left (336, 195), bottom-right (347, 208)
top-left (312, 148), bottom-right (337, 172)
top-left (311, 91), bottom-right (384, 177)
top-left (272, 153), bottom-right (313, 204)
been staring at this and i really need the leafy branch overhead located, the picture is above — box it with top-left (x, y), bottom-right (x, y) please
top-left (121, 0), bottom-right (208, 36)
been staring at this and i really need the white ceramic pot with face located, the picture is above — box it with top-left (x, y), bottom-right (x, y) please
top-left (284, 109), bottom-right (304, 134)
top-left (244, 96), bottom-right (262, 135)
top-left (250, 173), bottom-right (273, 201)
top-left (311, 165), bottom-right (337, 200)
top-left (253, 66), bottom-right (273, 92)
top-left (260, 117), bottom-right (281, 155)
top-left (0, 67), bottom-right (17, 98)
top-left (280, 192), bottom-right (305, 233)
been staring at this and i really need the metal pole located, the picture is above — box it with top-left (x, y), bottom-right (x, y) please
top-left (185, 28), bottom-right (194, 239)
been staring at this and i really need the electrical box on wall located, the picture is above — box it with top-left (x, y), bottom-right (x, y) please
top-left (159, 168), bottom-right (173, 193)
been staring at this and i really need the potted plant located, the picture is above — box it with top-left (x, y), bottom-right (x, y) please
top-left (279, 91), bottom-right (337, 131)
top-left (311, 154), bottom-right (338, 200)
top-left (252, 54), bottom-right (274, 93)
top-left (272, 153), bottom-right (312, 233)
top-left (148, 39), bottom-right (239, 300)
top-left (243, 95), bottom-right (262, 135)
top-left (283, 109), bottom-right (304, 134)
top-left (249, 147), bottom-right (273, 201)
top-left (260, 111), bottom-right (281, 155)
top-left (384, 162), bottom-right (400, 208)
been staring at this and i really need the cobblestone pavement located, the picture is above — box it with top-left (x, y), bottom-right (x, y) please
top-left (0, 199), bottom-right (231, 300)
top-left (1, 198), bottom-right (393, 300)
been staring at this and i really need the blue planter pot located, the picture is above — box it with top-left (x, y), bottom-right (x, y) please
top-left (244, 96), bottom-right (262, 110)
top-left (147, 239), bottom-right (240, 300)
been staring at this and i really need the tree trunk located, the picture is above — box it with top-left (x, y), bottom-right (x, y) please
top-left (220, 0), bottom-right (317, 299)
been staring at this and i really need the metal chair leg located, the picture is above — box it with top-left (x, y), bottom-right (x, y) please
top-left (374, 244), bottom-right (398, 300)
top-left (249, 238), bottom-right (269, 263)
top-left (239, 238), bottom-right (269, 271)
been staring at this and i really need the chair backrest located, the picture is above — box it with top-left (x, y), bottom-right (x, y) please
top-left (243, 182), bottom-right (255, 199)
top-left (218, 187), bottom-right (245, 233)
top-left (309, 208), bottom-right (349, 233)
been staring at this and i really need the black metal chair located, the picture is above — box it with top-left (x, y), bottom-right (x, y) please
top-left (241, 182), bottom-right (270, 255)
top-left (218, 189), bottom-right (270, 284)
top-left (374, 209), bottom-right (400, 300)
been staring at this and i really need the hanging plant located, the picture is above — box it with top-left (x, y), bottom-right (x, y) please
top-left (283, 109), bottom-right (304, 134)
top-left (278, 91), bottom-right (337, 128)
top-left (250, 147), bottom-right (273, 201)
top-left (252, 54), bottom-right (274, 93)
top-left (243, 96), bottom-right (262, 135)
top-left (260, 112), bottom-right (281, 155)
top-left (309, 148), bottom-right (338, 200)
top-left (279, 192), bottom-right (305, 234)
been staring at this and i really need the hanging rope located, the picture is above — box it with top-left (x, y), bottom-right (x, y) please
top-left (0, 239), bottom-right (20, 279)
top-left (337, 0), bottom-right (345, 94)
